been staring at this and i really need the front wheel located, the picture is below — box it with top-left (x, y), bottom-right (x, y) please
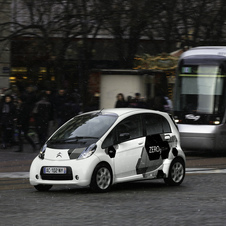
top-left (164, 158), bottom-right (185, 186)
top-left (90, 163), bottom-right (113, 193)
top-left (34, 184), bottom-right (53, 191)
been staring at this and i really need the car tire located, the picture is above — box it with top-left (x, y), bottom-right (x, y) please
top-left (164, 157), bottom-right (185, 186)
top-left (34, 184), bottom-right (53, 192)
top-left (90, 163), bottom-right (113, 192)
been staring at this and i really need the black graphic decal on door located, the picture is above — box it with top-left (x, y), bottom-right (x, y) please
top-left (136, 134), bottom-right (170, 175)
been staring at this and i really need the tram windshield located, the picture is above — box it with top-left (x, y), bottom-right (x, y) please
top-left (174, 56), bottom-right (226, 119)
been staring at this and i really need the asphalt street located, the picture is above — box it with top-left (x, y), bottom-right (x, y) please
top-left (1, 144), bottom-right (226, 225)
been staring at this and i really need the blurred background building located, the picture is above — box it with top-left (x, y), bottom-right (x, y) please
top-left (1, 0), bottom-right (226, 108)
top-left (0, 0), bottom-right (11, 88)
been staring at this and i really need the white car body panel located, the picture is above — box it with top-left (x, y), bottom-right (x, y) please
top-left (29, 108), bottom-right (186, 191)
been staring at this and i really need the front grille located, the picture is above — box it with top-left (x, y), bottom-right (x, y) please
top-left (40, 166), bottom-right (73, 180)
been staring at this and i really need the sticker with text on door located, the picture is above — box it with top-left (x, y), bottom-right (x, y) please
top-left (136, 134), bottom-right (170, 175)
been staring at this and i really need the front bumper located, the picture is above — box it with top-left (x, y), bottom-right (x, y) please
top-left (29, 155), bottom-right (100, 187)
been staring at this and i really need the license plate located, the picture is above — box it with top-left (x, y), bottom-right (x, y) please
top-left (43, 167), bottom-right (67, 174)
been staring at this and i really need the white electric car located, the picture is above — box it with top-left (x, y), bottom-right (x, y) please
top-left (29, 108), bottom-right (186, 192)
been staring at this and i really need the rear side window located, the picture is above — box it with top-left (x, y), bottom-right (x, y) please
top-left (144, 114), bottom-right (171, 136)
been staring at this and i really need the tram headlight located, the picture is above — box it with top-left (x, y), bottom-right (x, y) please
top-left (213, 120), bottom-right (220, 125)
top-left (210, 117), bottom-right (220, 125)
top-left (174, 116), bottom-right (182, 124)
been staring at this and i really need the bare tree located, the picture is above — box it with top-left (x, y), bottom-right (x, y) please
top-left (0, 0), bottom-right (105, 108)
top-left (144, 0), bottom-right (226, 52)
top-left (174, 0), bottom-right (226, 48)
top-left (2, 0), bottom-right (226, 94)
top-left (99, 0), bottom-right (158, 68)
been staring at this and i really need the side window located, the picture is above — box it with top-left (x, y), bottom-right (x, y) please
top-left (162, 116), bottom-right (171, 133)
top-left (102, 114), bottom-right (143, 148)
top-left (144, 114), bottom-right (171, 135)
top-left (115, 114), bottom-right (143, 142)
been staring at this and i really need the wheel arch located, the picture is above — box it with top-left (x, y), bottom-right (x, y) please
top-left (90, 160), bottom-right (115, 182)
top-left (163, 155), bottom-right (185, 177)
top-left (90, 161), bottom-right (114, 192)
top-left (164, 156), bottom-right (186, 186)
top-left (174, 155), bottom-right (185, 166)
top-left (92, 161), bottom-right (113, 176)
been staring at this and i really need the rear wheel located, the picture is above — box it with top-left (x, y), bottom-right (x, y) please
top-left (164, 158), bottom-right (185, 186)
top-left (34, 184), bottom-right (52, 191)
top-left (90, 163), bottom-right (112, 192)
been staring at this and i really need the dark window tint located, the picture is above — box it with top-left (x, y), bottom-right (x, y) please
top-left (115, 114), bottom-right (143, 141)
top-left (144, 114), bottom-right (171, 135)
top-left (102, 114), bottom-right (143, 148)
top-left (162, 116), bottom-right (171, 132)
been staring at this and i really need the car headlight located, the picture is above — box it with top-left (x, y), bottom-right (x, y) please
top-left (78, 143), bottom-right (97, 160)
top-left (39, 144), bottom-right (47, 160)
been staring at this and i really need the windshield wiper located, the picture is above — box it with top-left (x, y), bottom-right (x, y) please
top-left (48, 136), bottom-right (98, 144)
top-left (73, 136), bottom-right (99, 139)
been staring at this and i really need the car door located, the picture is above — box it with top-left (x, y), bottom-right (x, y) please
top-left (136, 113), bottom-right (172, 175)
top-left (113, 114), bottom-right (145, 179)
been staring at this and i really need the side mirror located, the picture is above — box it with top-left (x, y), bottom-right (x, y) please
top-left (119, 132), bottom-right (130, 143)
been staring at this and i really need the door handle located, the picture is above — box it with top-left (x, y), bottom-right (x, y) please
top-left (138, 142), bottom-right (144, 145)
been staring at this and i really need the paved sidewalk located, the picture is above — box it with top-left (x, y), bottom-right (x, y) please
top-left (0, 143), bottom-right (38, 173)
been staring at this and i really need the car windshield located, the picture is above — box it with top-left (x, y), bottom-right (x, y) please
top-left (47, 112), bottom-right (118, 146)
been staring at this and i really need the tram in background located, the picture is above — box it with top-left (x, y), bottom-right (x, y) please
top-left (173, 46), bottom-right (226, 152)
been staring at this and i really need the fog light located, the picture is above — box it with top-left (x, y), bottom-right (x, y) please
top-left (35, 174), bottom-right (39, 179)
top-left (75, 175), bottom-right (79, 180)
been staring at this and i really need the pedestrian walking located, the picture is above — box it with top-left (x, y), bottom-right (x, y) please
top-left (15, 96), bottom-right (36, 152)
top-left (115, 93), bottom-right (127, 108)
top-left (63, 95), bottom-right (80, 122)
top-left (0, 95), bottom-right (16, 149)
top-left (44, 89), bottom-right (56, 136)
top-left (152, 92), bottom-right (168, 111)
top-left (33, 93), bottom-right (52, 147)
top-left (53, 89), bottom-right (67, 127)
top-left (133, 92), bottom-right (147, 108)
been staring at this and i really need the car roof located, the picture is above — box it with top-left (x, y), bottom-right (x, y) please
top-left (91, 108), bottom-right (168, 117)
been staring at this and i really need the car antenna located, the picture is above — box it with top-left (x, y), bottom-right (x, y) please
top-left (99, 108), bottom-right (104, 114)
top-left (95, 108), bottom-right (104, 115)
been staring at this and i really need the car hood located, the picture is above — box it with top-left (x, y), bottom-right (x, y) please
top-left (43, 146), bottom-right (89, 160)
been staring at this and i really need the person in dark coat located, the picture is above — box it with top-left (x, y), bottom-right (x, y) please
top-left (0, 95), bottom-right (16, 149)
top-left (53, 89), bottom-right (67, 128)
top-left (33, 93), bottom-right (52, 147)
top-left (132, 92), bottom-right (147, 108)
top-left (153, 92), bottom-right (168, 111)
top-left (63, 95), bottom-right (80, 123)
top-left (15, 96), bottom-right (36, 152)
top-left (44, 89), bottom-right (56, 136)
top-left (115, 93), bottom-right (127, 108)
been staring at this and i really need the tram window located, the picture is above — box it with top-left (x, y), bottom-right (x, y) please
top-left (175, 54), bottom-right (226, 115)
